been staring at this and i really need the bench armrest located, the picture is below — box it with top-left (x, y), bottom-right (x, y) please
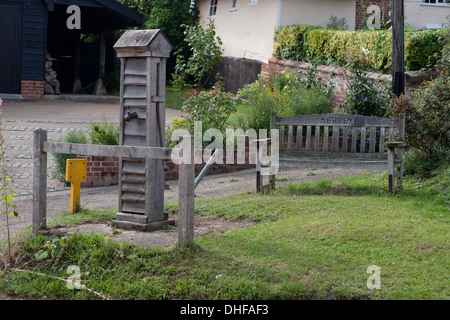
top-left (386, 141), bottom-right (407, 149)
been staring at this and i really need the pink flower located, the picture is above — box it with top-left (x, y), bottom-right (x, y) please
top-left (0, 98), bottom-right (2, 106)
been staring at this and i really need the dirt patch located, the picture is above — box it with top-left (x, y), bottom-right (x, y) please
top-left (41, 214), bottom-right (256, 249)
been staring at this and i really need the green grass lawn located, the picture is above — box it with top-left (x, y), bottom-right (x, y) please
top-left (0, 169), bottom-right (448, 300)
top-left (165, 86), bottom-right (189, 111)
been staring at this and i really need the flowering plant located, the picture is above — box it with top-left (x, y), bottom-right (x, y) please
top-left (341, 70), bottom-right (393, 117)
top-left (182, 80), bottom-right (236, 137)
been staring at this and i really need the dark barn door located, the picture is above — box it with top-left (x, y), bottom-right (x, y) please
top-left (0, 3), bottom-right (22, 94)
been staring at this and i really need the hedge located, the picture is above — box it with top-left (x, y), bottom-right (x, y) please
top-left (274, 25), bottom-right (445, 74)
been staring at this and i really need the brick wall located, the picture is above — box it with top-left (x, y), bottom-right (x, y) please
top-left (262, 57), bottom-right (436, 102)
top-left (75, 149), bottom-right (257, 186)
top-left (75, 155), bottom-right (120, 187)
top-left (262, 57), bottom-right (392, 104)
top-left (21, 80), bottom-right (45, 99)
top-left (165, 147), bottom-right (256, 180)
top-left (355, 0), bottom-right (391, 30)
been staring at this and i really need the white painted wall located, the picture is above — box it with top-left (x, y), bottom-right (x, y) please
top-left (197, 0), bottom-right (281, 62)
top-left (281, 0), bottom-right (356, 30)
top-left (405, 0), bottom-right (450, 30)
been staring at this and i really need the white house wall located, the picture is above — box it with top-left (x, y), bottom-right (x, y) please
top-left (281, 0), bottom-right (356, 30)
top-left (197, 0), bottom-right (281, 62)
top-left (405, 0), bottom-right (450, 30)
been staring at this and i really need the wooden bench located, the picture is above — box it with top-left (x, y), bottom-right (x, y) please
top-left (270, 111), bottom-right (406, 194)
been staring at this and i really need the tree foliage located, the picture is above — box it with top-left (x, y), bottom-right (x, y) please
top-left (172, 19), bottom-right (223, 89)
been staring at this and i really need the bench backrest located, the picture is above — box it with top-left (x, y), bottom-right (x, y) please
top-left (271, 112), bottom-right (405, 159)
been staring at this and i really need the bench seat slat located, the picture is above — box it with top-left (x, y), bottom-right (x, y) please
top-left (332, 126), bottom-right (339, 152)
top-left (323, 126), bottom-right (329, 152)
top-left (305, 126), bottom-right (312, 151)
top-left (360, 127), bottom-right (366, 153)
top-left (342, 127), bottom-right (349, 153)
top-left (379, 127), bottom-right (386, 154)
top-left (296, 126), bottom-right (302, 151)
top-left (314, 125), bottom-right (320, 152)
top-left (287, 125), bottom-right (293, 151)
top-left (351, 127), bottom-right (357, 153)
top-left (276, 113), bottom-right (398, 127)
top-left (281, 151), bottom-right (387, 159)
top-left (369, 127), bottom-right (377, 153)
top-left (280, 125), bottom-right (285, 151)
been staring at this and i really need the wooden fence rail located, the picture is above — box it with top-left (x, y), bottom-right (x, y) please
top-left (32, 129), bottom-right (195, 246)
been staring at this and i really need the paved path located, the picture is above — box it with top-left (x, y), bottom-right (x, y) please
top-left (0, 98), bottom-right (383, 243)
top-left (0, 98), bottom-right (182, 240)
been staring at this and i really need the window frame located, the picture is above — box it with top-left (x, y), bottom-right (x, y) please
top-left (209, 0), bottom-right (218, 17)
top-left (420, 0), bottom-right (450, 7)
top-left (230, 0), bottom-right (237, 11)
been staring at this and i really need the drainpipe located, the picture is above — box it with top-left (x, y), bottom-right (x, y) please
top-left (277, 0), bottom-right (284, 29)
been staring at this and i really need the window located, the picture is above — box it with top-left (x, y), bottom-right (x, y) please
top-left (249, 0), bottom-right (259, 5)
top-left (209, 0), bottom-right (218, 16)
top-left (230, 0), bottom-right (237, 11)
top-left (421, 0), bottom-right (449, 5)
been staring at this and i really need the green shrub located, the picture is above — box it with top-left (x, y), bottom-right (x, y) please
top-left (405, 30), bottom-right (443, 72)
top-left (52, 130), bottom-right (88, 183)
top-left (341, 69), bottom-right (393, 116)
top-left (101, 71), bottom-right (120, 94)
top-left (403, 148), bottom-right (449, 178)
top-left (274, 25), bottom-right (445, 74)
top-left (172, 19), bottom-right (223, 89)
top-left (236, 71), bottom-right (333, 131)
top-left (179, 79), bottom-right (236, 148)
top-left (89, 119), bottom-right (119, 145)
top-left (389, 72), bottom-right (449, 177)
top-left (393, 74), bottom-right (449, 154)
top-left (326, 16), bottom-right (348, 30)
top-left (273, 24), bottom-right (322, 61)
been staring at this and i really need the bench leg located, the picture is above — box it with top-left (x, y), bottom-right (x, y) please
top-left (388, 147), bottom-right (395, 194)
top-left (396, 149), bottom-right (404, 191)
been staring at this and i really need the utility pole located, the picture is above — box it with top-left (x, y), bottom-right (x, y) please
top-left (392, 0), bottom-right (405, 97)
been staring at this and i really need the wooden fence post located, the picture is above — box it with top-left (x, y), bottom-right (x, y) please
top-left (178, 136), bottom-right (195, 246)
top-left (32, 129), bottom-right (47, 233)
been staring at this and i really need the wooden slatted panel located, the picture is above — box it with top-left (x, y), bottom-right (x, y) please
top-left (121, 173), bottom-right (145, 183)
top-left (296, 126), bottom-right (302, 151)
top-left (279, 125), bottom-right (285, 151)
top-left (123, 107), bottom-right (146, 119)
top-left (124, 119), bottom-right (147, 136)
top-left (121, 202), bottom-right (145, 214)
top-left (369, 127), bottom-right (377, 153)
top-left (314, 126), bottom-right (320, 152)
top-left (124, 58), bottom-right (147, 76)
top-left (389, 127), bottom-right (394, 142)
top-left (342, 127), bottom-right (348, 153)
top-left (123, 135), bottom-right (146, 146)
top-left (121, 182), bottom-right (145, 194)
top-left (123, 86), bottom-right (146, 99)
top-left (379, 127), bottom-right (386, 154)
top-left (124, 98), bottom-right (147, 107)
top-left (287, 125), bottom-right (293, 151)
top-left (305, 125), bottom-right (311, 151)
top-left (122, 160), bottom-right (145, 174)
top-left (124, 75), bottom-right (146, 86)
top-left (121, 192), bottom-right (145, 202)
top-left (351, 127), bottom-right (357, 153)
top-left (323, 126), bottom-right (329, 152)
top-left (332, 126), bottom-right (339, 152)
top-left (360, 127), bottom-right (366, 153)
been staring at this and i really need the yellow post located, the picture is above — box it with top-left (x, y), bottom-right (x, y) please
top-left (65, 159), bottom-right (87, 214)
